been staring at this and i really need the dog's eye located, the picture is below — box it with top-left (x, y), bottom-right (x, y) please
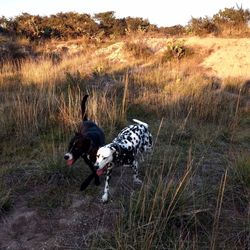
top-left (103, 157), bottom-right (107, 160)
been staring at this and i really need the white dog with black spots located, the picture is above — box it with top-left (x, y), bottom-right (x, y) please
top-left (94, 119), bottom-right (153, 202)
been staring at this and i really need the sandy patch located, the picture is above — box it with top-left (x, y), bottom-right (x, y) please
top-left (185, 37), bottom-right (250, 79)
top-left (95, 37), bottom-right (250, 79)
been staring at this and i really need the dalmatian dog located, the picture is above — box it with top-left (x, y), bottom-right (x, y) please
top-left (94, 119), bottom-right (153, 202)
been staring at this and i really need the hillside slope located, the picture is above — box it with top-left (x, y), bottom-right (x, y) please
top-left (0, 35), bottom-right (249, 249)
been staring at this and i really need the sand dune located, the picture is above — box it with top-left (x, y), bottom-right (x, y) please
top-left (185, 37), bottom-right (250, 79)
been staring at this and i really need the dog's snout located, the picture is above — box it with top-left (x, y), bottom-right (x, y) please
top-left (64, 154), bottom-right (69, 160)
top-left (94, 164), bottom-right (99, 170)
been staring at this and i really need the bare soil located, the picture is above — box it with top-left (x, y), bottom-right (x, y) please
top-left (0, 167), bottom-right (135, 250)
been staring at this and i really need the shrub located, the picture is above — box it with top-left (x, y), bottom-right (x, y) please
top-left (213, 7), bottom-right (250, 27)
top-left (160, 25), bottom-right (186, 36)
top-left (188, 17), bottom-right (218, 36)
top-left (212, 7), bottom-right (250, 36)
top-left (125, 17), bottom-right (151, 33)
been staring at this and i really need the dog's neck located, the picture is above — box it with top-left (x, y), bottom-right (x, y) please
top-left (110, 142), bottom-right (135, 165)
top-left (110, 143), bottom-right (122, 163)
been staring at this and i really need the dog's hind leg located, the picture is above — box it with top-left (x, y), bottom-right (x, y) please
top-left (131, 160), bottom-right (142, 185)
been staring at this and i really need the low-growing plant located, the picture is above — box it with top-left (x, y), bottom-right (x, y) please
top-left (161, 40), bottom-right (193, 62)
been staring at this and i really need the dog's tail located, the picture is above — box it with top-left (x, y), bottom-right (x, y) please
top-left (81, 94), bottom-right (89, 121)
top-left (133, 119), bottom-right (148, 128)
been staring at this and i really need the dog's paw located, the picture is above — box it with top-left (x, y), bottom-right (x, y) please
top-left (80, 181), bottom-right (90, 191)
top-left (101, 193), bottom-right (109, 203)
top-left (133, 178), bottom-right (143, 185)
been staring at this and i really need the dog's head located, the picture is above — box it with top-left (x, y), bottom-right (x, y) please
top-left (94, 146), bottom-right (115, 176)
top-left (64, 132), bottom-right (91, 167)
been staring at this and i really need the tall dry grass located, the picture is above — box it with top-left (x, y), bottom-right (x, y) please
top-left (0, 36), bottom-right (249, 248)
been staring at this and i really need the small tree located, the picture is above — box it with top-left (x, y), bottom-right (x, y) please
top-left (112, 18), bottom-right (127, 36)
top-left (94, 11), bottom-right (116, 36)
top-left (125, 17), bottom-right (150, 32)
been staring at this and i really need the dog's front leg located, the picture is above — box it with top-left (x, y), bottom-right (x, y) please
top-left (102, 168), bottom-right (112, 203)
top-left (88, 153), bottom-right (101, 186)
top-left (132, 160), bottom-right (142, 185)
top-left (83, 155), bottom-right (100, 186)
top-left (81, 155), bottom-right (100, 191)
top-left (80, 173), bottom-right (95, 191)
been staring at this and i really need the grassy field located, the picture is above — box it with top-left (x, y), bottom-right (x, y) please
top-left (0, 35), bottom-right (249, 249)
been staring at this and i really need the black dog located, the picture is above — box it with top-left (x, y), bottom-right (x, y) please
top-left (64, 95), bottom-right (105, 190)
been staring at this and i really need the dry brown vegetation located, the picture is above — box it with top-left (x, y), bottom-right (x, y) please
top-left (0, 34), bottom-right (249, 249)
